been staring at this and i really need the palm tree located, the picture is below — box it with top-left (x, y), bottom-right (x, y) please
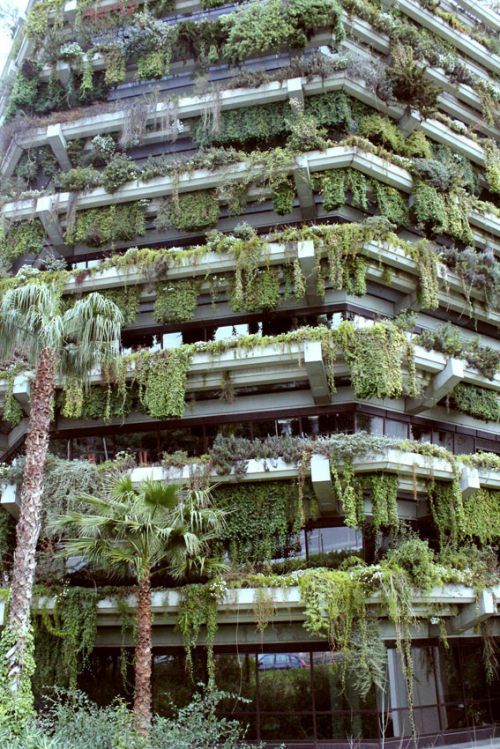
top-left (0, 282), bottom-right (122, 702)
top-left (51, 476), bottom-right (226, 735)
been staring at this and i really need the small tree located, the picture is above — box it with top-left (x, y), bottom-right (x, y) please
top-left (52, 477), bottom-right (226, 735)
top-left (0, 282), bottom-right (122, 724)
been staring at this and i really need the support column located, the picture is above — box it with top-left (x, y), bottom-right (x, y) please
top-left (293, 155), bottom-right (316, 220)
top-left (304, 341), bottom-right (330, 406)
top-left (310, 454), bottom-right (334, 513)
top-left (36, 195), bottom-right (65, 249)
top-left (297, 240), bottom-right (322, 306)
top-left (47, 123), bottom-right (72, 171)
top-left (406, 357), bottom-right (464, 415)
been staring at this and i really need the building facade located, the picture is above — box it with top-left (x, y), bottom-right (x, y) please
top-left (0, 0), bottom-right (499, 746)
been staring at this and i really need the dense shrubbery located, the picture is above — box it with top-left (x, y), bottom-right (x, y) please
top-left (0, 689), bottom-right (260, 748)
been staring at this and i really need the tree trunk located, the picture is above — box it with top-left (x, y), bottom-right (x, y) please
top-left (134, 574), bottom-right (152, 735)
top-left (6, 347), bottom-right (57, 688)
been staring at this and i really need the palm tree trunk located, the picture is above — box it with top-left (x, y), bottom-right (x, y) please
top-left (134, 574), bottom-right (152, 735)
top-left (6, 346), bottom-right (57, 688)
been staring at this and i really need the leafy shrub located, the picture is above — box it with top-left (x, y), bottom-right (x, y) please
top-left (102, 156), bottom-right (139, 193)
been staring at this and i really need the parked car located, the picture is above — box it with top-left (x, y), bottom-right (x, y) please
top-left (257, 653), bottom-right (308, 671)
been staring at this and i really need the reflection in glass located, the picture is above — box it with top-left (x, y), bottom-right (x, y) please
top-left (259, 652), bottom-right (313, 740)
top-left (307, 526), bottom-right (362, 556)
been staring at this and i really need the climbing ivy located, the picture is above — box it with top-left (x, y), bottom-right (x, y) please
top-left (212, 481), bottom-right (302, 565)
top-left (449, 384), bottom-right (500, 423)
top-left (65, 203), bottom-right (147, 247)
top-left (157, 191), bottom-right (220, 233)
top-left (154, 280), bottom-right (199, 324)
top-left (177, 583), bottom-right (219, 686)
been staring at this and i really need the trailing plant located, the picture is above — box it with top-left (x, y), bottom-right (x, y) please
top-left (212, 481), bottom-right (302, 565)
top-left (364, 473), bottom-right (399, 529)
top-left (484, 140), bottom-right (500, 194)
top-left (157, 191), bottom-right (220, 233)
top-left (57, 166), bottom-right (100, 192)
top-left (1, 366), bottom-right (24, 426)
top-left (416, 325), bottom-right (499, 380)
top-left (358, 114), bottom-right (405, 153)
top-left (462, 489), bottom-right (500, 545)
top-left (154, 280), bottom-right (199, 324)
top-left (100, 286), bottom-right (141, 326)
top-left (336, 320), bottom-right (417, 399)
top-left (134, 348), bottom-right (193, 419)
top-left (412, 180), bottom-right (448, 234)
top-left (177, 583), bottom-right (219, 686)
top-left (65, 202), bottom-right (147, 247)
top-left (101, 155), bottom-right (139, 193)
top-left (34, 586), bottom-right (97, 690)
top-left (0, 219), bottom-right (45, 264)
top-left (449, 383), bottom-right (500, 423)
top-left (272, 179), bottom-right (295, 215)
top-left (403, 239), bottom-right (439, 309)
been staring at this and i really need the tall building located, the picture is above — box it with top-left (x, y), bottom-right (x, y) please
top-left (0, 0), bottom-right (499, 746)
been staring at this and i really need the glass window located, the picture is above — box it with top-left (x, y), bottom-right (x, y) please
top-left (357, 413), bottom-right (384, 435)
top-left (433, 430), bottom-right (453, 451)
top-left (153, 653), bottom-right (197, 717)
top-left (277, 418), bottom-right (300, 436)
top-left (385, 419), bottom-right (408, 439)
top-left (412, 425), bottom-right (431, 444)
top-left (258, 652), bottom-right (313, 740)
top-left (307, 526), bottom-right (362, 557)
top-left (313, 651), bottom-right (377, 739)
top-left (454, 433), bottom-right (474, 455)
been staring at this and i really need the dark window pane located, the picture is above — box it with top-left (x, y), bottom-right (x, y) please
top-left (412, 425), bottom-right (431, 444)
top-left (454, 433), bottom-right (474, 455)
top-left (385, 419), bottom-right (408, 439)
top-left (307, 527), bottom-right (362, 556)
top-left (153, 653), bottom-right (196, 716)
top-left (433, 430), bottom-right (453, 451)
top-left (357, 414), bottom-right (384, 435)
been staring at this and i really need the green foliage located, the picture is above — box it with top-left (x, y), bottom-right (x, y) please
top-left (177, 584), bottom-right (219, 685)
top-left (193, 100), bottom-right (292, 148)
top-left (0, 624), bottom-right (36, 731)
top-left (427, 478), bottom-right (465, 547)
top-left (154, 280), bottom-right (199, 324)
top-left (102, 45), bottom-right (126, 86)
top-left (101, 155), bottom-right (139, 193)
top-left (484, 140), bottom-right (500, 194)
top-left (57, 166), bottom-right (100, 192)
top-left (272, 179), bottom-right (295, 215)
top-left (0, 220), bottom-right (45, 264)
top-left (403, 131), bottom-right (432, 159)
top-left (0, 509), bottom-right (15, 573)
top-left (416, 325), bottom-right (499, 380)
top-left (65, 203), bottom-right (147, 247)
top-left (386, 43), bottom-right (439, 113)
top-left (412, 180), bottom-right (448, 233)
top-left (212, 481), bottom-right (302, 565)
top-left (403, 239), bottom-right (439, 309)
top-left (358, 114), bottom-right (405, 152)
top-left (220, 0), bottom-right (345, 64)
top-left (372, 182), bottom-right (409, 226)
top-left (365, 473), bottom-right (399, 529)
top-left (230, 268), bottom-right (282, 312)
top-left (1, 366), bottom-right (24, 426)
top-left (100, 286), bottom-right (140, 326)
top-left (462, 489), bottom-right (500, 545)
top-left (336, 320), bottom-right (416, 399)
top-left (135, 348), bottom-right (193, 419)
top-left (157, 191), bottom-right (219, 233)
top-left (13, 146), bottom-right (58, 190)
top-left (450, 383), bottom-right (500, 422)
top-left (35, 587), bottom-right (97, 689)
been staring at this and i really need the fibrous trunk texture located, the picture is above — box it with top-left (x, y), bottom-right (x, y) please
top-left (134, 574), bottom-right (152, 735)
top-left (6, 347), bottom-right (57, 688)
